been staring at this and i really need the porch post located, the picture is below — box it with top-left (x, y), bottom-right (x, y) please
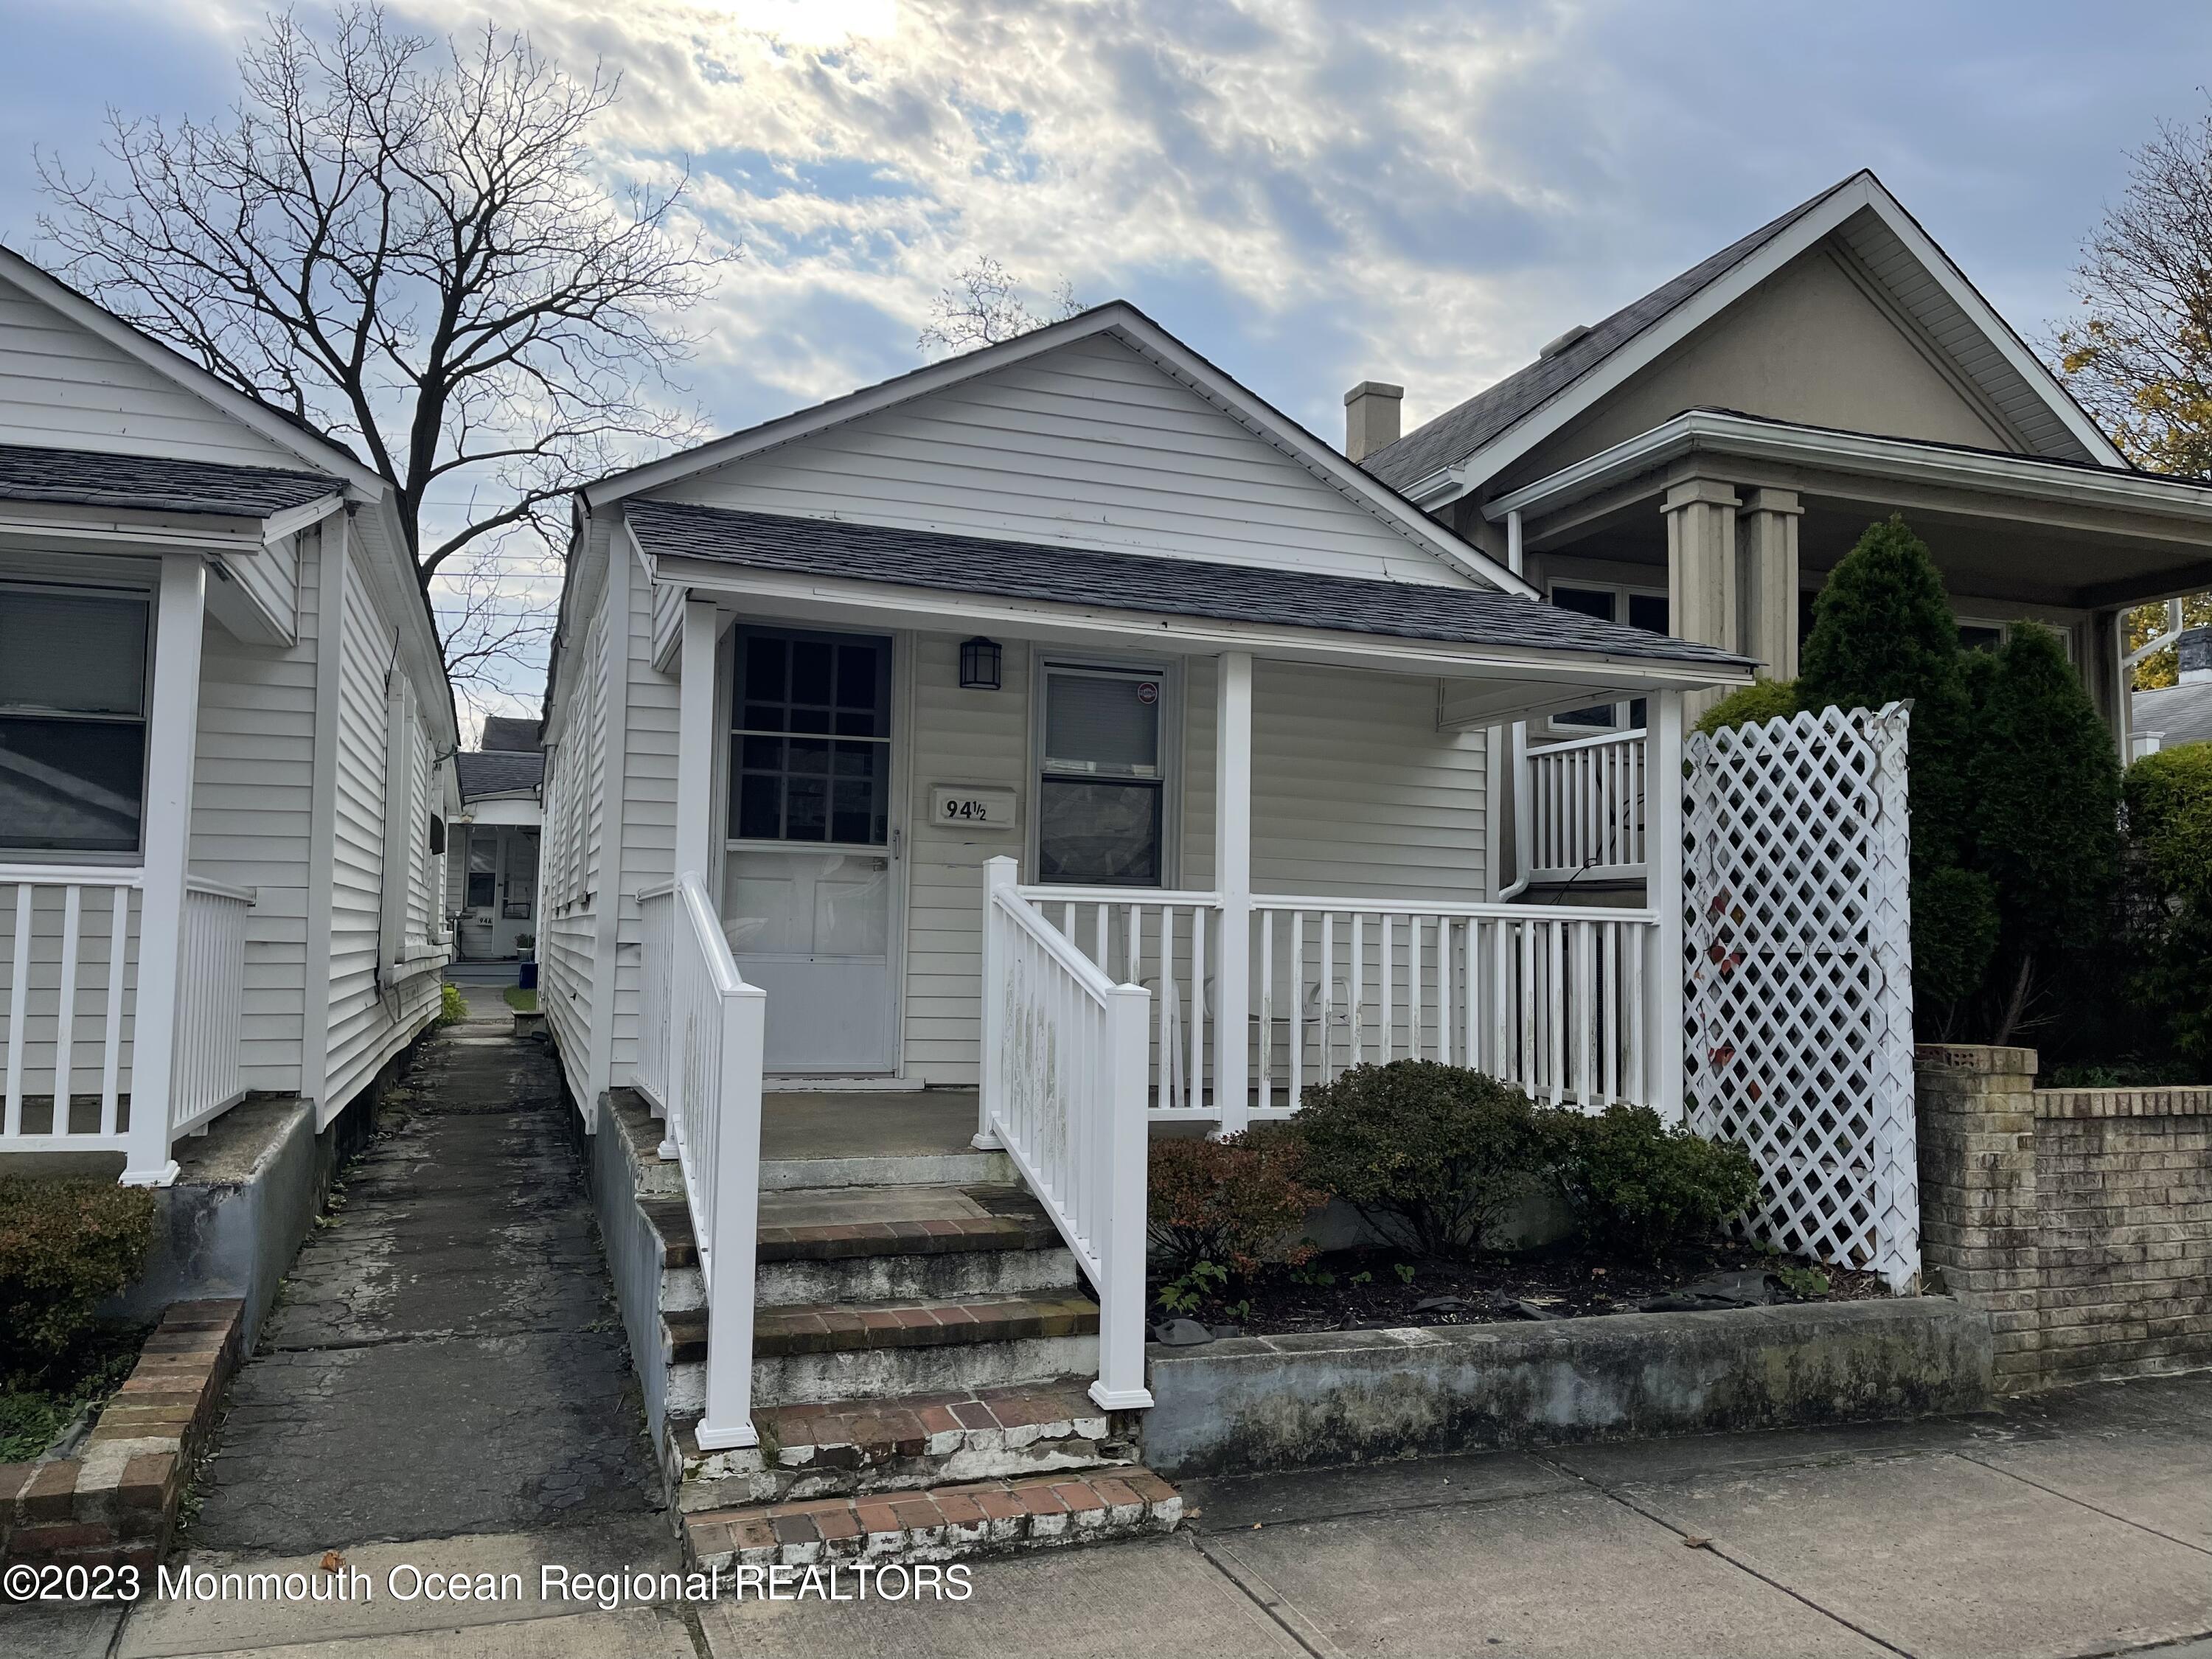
top-left (123, 557), bottom-right (207, 1186)
top-left (1645, 689), bottom-right (1686, 1123)
top-left (1738, 487), bottom-right (1802, 682)
top-left (673, 597), bottom-right (719, 883)
top-left (1214, 651), bottom-right (1253, 1134)
top-left (1663, 478), bottom-right (1741, 724)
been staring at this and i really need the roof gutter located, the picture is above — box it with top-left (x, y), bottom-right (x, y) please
top-left (1481, 409), bottom-right (2212, 526)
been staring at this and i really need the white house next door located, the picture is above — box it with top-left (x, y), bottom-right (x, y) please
top-left (723, 628), bottom-right (897, 1075)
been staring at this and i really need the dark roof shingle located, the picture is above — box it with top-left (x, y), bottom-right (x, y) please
top-left (479, 716), bottom-right (541, 752)
top-left (456, 750), bottom-right (544, 801)
top-left (627, 499), bottom-right (1751, 671)
top-left (1361, 175), bottom-right (1857, 493)
top-left (0, 442), bottom-right (343, 518)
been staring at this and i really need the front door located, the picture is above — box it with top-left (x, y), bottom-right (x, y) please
top-left (723, 628), bottom-right (897, 1074)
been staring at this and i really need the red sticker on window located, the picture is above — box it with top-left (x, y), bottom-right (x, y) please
top-left (1135, 681), bottom-right (1158, 705)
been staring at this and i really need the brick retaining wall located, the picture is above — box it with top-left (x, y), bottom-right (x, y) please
top-left (0, 1298), bottom-right (244, 1573)
top-left (1916, 1046), bottom-right (2212, 1391)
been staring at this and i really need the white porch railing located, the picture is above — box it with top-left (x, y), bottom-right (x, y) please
top-left (1527, 728), bottom-right (1649, 882)
top-left (1, 866), bottom-right (253, 1158)
top-left (1023, 885), bottom-right (1666, 1122)
top-left (638, 873), bottom-right (765, 1452)
top-left (980, 859), bottom-right (1154, 1411)
top-left (173, 878), bottom-right (254, 1135)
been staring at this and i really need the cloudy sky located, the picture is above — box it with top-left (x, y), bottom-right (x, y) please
top-left (2, 0), bottom-right (2207, 727)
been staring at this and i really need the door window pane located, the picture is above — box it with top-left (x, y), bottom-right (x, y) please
top-left (731, 630), bottom-right (891, 845)
top-left (466, 831), bottom-right (497, 908)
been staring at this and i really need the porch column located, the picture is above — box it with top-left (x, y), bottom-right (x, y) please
top-left (673, 597), bottom-right (720, 883)
top-left (1644, 689), bottom-right (1686, 1123)
top-left (1663, 478), bottom-right (1742, 722)
top-left (1214, 651), bottom-right (1253, 1135)
top-left (1738, 487), bottom-right (1802, 682)
top-left (123, 557), bottom-right (207, 1186)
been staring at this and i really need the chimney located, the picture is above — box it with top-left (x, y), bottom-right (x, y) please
top-left (2180, 624), bottom-right (2212, 685)
top-left (1343, 380), bottom-right (1404, 464)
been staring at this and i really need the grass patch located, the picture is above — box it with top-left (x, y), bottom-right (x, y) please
top-left (0, 1321), bottom-right (147, 1461)
top-left (502, 985), bottom-right (538, 1013)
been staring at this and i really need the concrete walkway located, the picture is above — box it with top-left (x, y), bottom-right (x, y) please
top-left (18, 1371), bottom-right (2212, 1657)
top-left (179, 997), bottom-right (656, 1554)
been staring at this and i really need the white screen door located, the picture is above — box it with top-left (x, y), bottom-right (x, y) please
top-left (723, 628), bottom-right (897, 1074)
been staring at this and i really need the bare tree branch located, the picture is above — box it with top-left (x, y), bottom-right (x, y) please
top-left (37, 4), bottom-right (729, 689)
top-left (918, 257), bottom-right (1081, 354)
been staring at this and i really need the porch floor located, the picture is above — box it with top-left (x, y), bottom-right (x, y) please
top-left (762, 1088), bottom-right (979, 1161)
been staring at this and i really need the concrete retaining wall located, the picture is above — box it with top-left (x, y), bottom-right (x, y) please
top-left (1140, 1297), bottom-right (1992, 1478)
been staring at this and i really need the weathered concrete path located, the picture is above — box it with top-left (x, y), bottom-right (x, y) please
top-left (183, 990), bottom-right (656, 1554)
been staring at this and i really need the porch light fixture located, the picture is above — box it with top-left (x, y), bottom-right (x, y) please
top-left (959, 636), bottom-right (1003, 690)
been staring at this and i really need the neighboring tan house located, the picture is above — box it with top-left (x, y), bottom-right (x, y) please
top-left (0, 248), bottom-right (455, 1185)
top-left (1349, 170), bottom-right (2212, 890)
top-left (535, 301), bottom-right (1750, 1453)
top-left (450, 715), bottom-right (543, 961)
top-left (2132, 625), bottom-right (2212, 755)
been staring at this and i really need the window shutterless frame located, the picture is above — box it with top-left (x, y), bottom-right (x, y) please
top-left (1545, 582), bottom-right (1669, 734)
top-left (0, 577), bottom-right (156, 860)
top-left (1029, 657), bottom-right (1178, 888)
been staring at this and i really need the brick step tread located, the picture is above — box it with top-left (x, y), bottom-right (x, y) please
top-left (664, 1293), bottom-right (1099, 1364)
top-left (757, 1184), bottom-right (1061, 1263)
top-left (757, 1381), bottom-right (1106, 1462)
top-left (685, 1468), bottom-right (1182, 1568)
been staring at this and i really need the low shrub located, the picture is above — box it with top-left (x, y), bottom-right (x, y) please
top-left (1694, 678), bottom-right (1799, 737)
top-left (1290, 1061), bottom-right (1545, 1259)
top-left (1548, 1105), bottom-right (1761, 1259)
top-left (2123, 742), bottom-right (2212, 1073)
top-left (0, 1177), bottom-right (156, 1379)
top-left (437, 981), bottom-right (468, 1026)
top-left (1147, 1124), bottom-right (1326, 1281)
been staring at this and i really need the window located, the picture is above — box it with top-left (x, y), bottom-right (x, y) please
top-left (504, 830), bottom-right (538, 919)
top-left (1957, 616), bottom-right (2073, 662)
top-left (465, 831), bottom-right (497, 909)
top-left (1037, 665), bottom-right (1165, 886)
top-left (731, 630), bottom-right (891, 846)
top-left (0, 584), bottom-right (150, 855)
top-left (1548, 585), bottom-right (1669, 731)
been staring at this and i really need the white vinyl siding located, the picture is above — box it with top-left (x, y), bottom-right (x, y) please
top-left (608, 554), bottom-right (675, 1085)
top-left (661, 335), bottom-right (1473, 587)
top-left (0, 276), bottom-right (302, 467)
top-left (220, 530), bottom-right (302, 648)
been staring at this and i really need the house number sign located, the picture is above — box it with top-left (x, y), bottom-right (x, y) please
top-left (931, 785), bottom-right (1018, 830)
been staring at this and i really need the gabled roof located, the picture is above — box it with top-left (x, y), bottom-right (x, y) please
top-left (479, 715), bottom-right (541, 753)
top-left (1364, 171), bottom-right (2124, 501)
top-left (0, 442), bottom-right (342, 518)
top-left (629, 499), bottom-right (1750, 669)
top-left (582, 300), bottom-right (1535, 598)
top-left (456, 749), bottom-right (545, 801)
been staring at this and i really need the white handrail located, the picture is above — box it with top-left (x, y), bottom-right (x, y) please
top-left (658, 871), bottom-right (764, 1453)
top-left (633, 886), bottom-right (674, 1113)
top-left (979, 857), bottom-right (1153, 1412)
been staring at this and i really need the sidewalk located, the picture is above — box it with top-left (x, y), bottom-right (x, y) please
top-left (15, 1371), bottom-right (2211, 1657)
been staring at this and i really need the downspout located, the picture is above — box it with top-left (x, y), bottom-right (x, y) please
top-left (1498, 509), bottom-right (1533, 900)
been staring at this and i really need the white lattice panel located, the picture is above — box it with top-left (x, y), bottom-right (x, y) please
top-left (1683, 703), bottom-right (1919, 1291)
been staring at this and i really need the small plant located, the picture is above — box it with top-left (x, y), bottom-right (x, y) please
top-left (1393, 1262), bottom-right (1417, 1286)
top-left (1548, 1105), bottom-right (1761, 1259)
top-left (437, 981), bottom-right (468, 1027)
top-left (0, 1178), bottom-right (156, 1377)
top-left (1775, 1264), bottom-right (1830, 1300)
top-left (1155, 1260), bottom-right (1228, 1315)
top-left (1148, 1124), bottom-right (1327, 1281)
top-left (1291, 1061), bottom-right (1548, 1259)
top-left (1290, 1262), bottom-right (1335, 1288)
top-left (1348, 1269), bottom-right (1374, 1287)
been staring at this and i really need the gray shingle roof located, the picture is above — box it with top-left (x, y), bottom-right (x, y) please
top-left (627, 500), bottom-right (1753, 670)
top-left (456, 750), bottom-right (544, 801)
top-left (2134, 682), bottom-right (2212, 751)
top-left (479, 716), bottom-right (541, 752)
top-left (1360, 175), bottom-right (1857, 493)
top-left (0, 442), bottom-right (343, 518)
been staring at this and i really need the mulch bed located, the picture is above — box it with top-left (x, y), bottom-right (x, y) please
top-left (1153, 1242), bottom-right (1888, 1340)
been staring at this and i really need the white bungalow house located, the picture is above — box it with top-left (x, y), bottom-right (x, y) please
top-left (449, 716), bottom-right (543, 964)
top-left (535, 303), bottom-right (1751, 1461)
top-left (0, 249), bottom-right (455, 1186)
top-left (1349, 170), bottom-right (2212, 894)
